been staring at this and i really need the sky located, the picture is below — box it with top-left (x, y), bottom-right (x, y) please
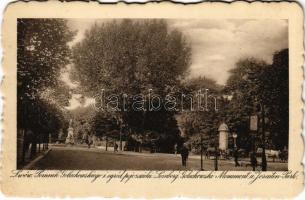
top-left (63, 19), bottom-right (288, 109)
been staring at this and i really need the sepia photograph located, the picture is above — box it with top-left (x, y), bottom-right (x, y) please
top-left (17, 18), bottom-right (289, 171)
top-left (2, 1), bottom-right (304, 198)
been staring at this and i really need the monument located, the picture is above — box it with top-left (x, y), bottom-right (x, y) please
top-left (218, 122), bottom-right (229, 151)
top-left (65, 119), bottom-right (75, 145)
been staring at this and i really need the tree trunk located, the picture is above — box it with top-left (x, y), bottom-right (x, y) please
top-left (30, 135), bottom-right (37, 158)
top-left (119, 125), bottom-right (123, 151)
top-left (106, 137), bottom-right (108, 151)
top-left (22, 129), bottom-right (27, 163)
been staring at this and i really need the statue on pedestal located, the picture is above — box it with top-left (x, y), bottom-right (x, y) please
top-left (65, 119), bottom-right (75, 145)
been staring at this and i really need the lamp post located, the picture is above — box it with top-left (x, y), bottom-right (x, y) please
top-left (250, 101), bottom-right (268, 171)
top-left (199, 124), bottom-right (205, 171)
top-left (119, 121), bottom-right (123, 151)
top-left (106, 136), bottom-right (108, 151)
top-left (200, 134), bottom-right (203, 171)
top-left (232, 132), bottom-right (238, 149)
top-left (250, 115), bottom-right (258, 171)
top-left (260, 103), bottom-right (267, 171)
top-left (214, 136), bottom-right (218, 171)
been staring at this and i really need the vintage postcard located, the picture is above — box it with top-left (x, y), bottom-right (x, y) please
top-left (0, 1), bottom-right (304, 198)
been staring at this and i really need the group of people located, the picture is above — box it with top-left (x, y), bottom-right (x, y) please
top-left (178, 144), bottom-right (251, 169)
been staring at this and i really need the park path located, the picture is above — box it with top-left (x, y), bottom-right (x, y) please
top-left (30, 146), bottom-right (288, 171)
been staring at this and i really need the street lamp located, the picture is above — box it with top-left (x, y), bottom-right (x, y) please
top-left (232, 132), bottom-right (238, 149)
top-left (259, 103), bottom-right (267, 171)
top-left (200, 134), bottom-right (203, 171)
top-left (250, 115), bottom-right (258, 171)
top-left (250, 101), bottom-right (268, 171)
top-left (199, 125), bottom-right (205, 171)
top-left (214, 135), bottom-right (218, 171)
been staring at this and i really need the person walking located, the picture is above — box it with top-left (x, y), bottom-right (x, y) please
top-left (114, 142), bottom-right (118, 152)
top-left (205, 150), bottom-right (209, 159)
top-left (234, 149), bottom-right (240, 167)
top-left (174, 144), bottom-right (178, 155)
top-left (180, 144), bottom-right (189, 167)
top-left (86, 134), bottom-right (92, 149)
top-left (250, 151), bottom-right (257, 171)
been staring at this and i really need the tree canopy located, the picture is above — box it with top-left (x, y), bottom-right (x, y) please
top-left (17, 19), bottom-right (75, 134)
top-left (72, 19), bottom-right (192, 152)
top-left (72, 19), bottom-right (191, 98)
top-left (224, 49), bottom-right (289, 150)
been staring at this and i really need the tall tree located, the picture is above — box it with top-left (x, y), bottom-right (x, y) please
top-left (18, 19), bottom-right (74, 100)
top-left (72, 20), bottom-right (191, 151)
top-left (224, 58), bottom-right (268, 150)
top-left (225, 49), bottom-right (289, 150)
top-left (264, 49), bottom-right (289, 149)
top-left (177, 76), bottom-right (223, 150)
top-left (17, 19), bottom-right (75, 159)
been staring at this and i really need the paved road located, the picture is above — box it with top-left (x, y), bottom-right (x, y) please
top-left (31, 146), bottom-right (288, 171)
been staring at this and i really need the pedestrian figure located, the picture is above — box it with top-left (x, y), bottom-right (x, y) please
top-left (86, 135), bottom-right (92, 148)
top-left (114, 142), bottom-right (118, 152)
top-left (205, 149), bottom-right (210, 159)
top-left (174, 144), bottom-right (177, 155)
top-left (82, 133), bottom-right (87, 144)
top-left (234, 149), bottom-right (240, 167)
top-left (250, 151), bottom-right (257, 171)
top-left (180, 144), bottom-right (189, 167)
